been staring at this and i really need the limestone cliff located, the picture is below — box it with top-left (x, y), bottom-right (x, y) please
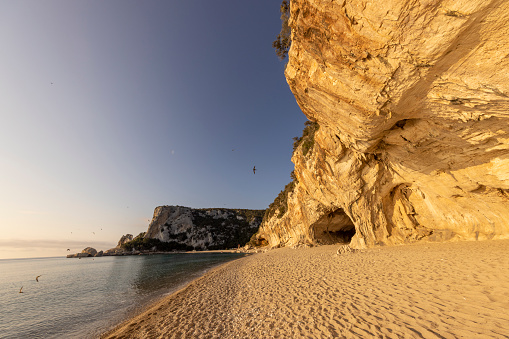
top-left (256, 0), bottom-right (509, 249)
top-left (144, 206), bottom-right (264, 250)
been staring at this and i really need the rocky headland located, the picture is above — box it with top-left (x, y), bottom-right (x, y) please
top-left (143, 205), bottom-right (264, 250)
top-left (66, 247), bottom-right (103, 258)
top-left (67, 206), bottom-right (264, 258)
top-left (253, 0), bottom-right (509, 249)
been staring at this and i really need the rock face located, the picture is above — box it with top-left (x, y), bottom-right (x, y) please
top-left (103, 247), bottom-right (127, 256)
top-left (256, 0), bottom-right (509, 248)
top-left (67, 247), bottom-right (98, 258)
top-left (144, 206), bottom-right (265, 250)
top-left (82, 247), bottom-right (97, 256)
top-left (117, 234), bottom-right (134, 248)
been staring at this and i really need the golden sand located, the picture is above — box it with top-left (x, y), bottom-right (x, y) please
top-left (101, 239), bottom-right (509, 338)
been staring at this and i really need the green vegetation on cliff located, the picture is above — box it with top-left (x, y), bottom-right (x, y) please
top-left (272, 1), bottom-right (291, 60)
top-left (191, 208), bottom-right (265, 250)
top-left (121, 232), bottom-right (194, 252)
top-left (293, 121), bottom-right (319, 156)
top-left (262, 121), bottom-right (319, 224)
top-left (264, 180), bottom-right (296, 221)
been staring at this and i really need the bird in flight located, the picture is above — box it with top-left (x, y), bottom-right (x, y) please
top-left (67, 248), bottom-right (70, 251)
top-left (253, 166), bottom-right (256, 174)
top-left (19, 286), bottom-right (23, 293)
top-left (36, 275), bottom-right (42, 282)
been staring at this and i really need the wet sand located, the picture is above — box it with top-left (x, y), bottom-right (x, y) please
top-left (101, 239), bottom-right (509, 338)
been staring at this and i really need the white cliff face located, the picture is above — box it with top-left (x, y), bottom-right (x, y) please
top-left (256, 0), bottom-right (509, 249)
top-left (160, 208), bottom-right (194, 242)
top-left (144, 206), bottom-right (265, 250)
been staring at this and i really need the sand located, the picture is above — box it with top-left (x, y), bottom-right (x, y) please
top-left (101, 239), bottom-right (509, 338)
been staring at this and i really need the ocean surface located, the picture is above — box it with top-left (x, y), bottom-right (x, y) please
top-left (0, 252), bottom-right (246, 339)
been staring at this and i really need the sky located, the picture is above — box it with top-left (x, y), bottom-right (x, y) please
top-left (0, 0), bottom-right (307, 259)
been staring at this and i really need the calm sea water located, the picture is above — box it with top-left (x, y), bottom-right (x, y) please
top-left (0, 252), bottom-right (246, 339)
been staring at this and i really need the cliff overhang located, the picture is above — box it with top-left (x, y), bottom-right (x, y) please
top-left (255, 0), bottom-right (509, 249)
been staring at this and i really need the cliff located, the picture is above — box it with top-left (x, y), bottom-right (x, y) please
top-left (255, 0), bottom-right (509, 249)
top-left (69, 207), bottom-right (264, 258)
top-left (143, 206), bottom-right (264, 250)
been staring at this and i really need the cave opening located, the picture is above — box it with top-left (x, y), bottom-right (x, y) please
top-left (312, 208), bottom-right (356, 245)
top-left (252, 236), bottom-right (268, 247)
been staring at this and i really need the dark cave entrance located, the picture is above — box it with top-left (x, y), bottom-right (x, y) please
top-left (256, 237), bottom-right (269, 246)
top-left (312, 209), bottom-right (356, 245)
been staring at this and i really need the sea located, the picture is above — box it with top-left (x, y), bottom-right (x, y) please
top-left (0, 252), bottom-right (246, 339)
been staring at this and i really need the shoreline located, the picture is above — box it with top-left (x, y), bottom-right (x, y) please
top-left (99, 252), bottom-right (251, 338)
top-left (66, 248), bottom-right (249, 259)
top-left (100, 239), bottom-right (509, 338)
top-left (96, 252), bottom-right (249, 338)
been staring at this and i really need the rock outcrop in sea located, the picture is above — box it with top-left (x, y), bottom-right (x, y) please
top-left (253, 0), bottom-right (509, 249)
top-left (66, 247), bottom-right (103, 258)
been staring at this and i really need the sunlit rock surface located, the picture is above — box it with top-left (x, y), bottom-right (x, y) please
top-left (257, 0), bottom-right (509, 249)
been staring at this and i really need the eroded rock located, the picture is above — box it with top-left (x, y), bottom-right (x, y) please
top-left (257, 0), bottom-right (509, 249)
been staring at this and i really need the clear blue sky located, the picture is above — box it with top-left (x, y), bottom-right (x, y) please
top-left (0, 0), bottom-right (307, 258)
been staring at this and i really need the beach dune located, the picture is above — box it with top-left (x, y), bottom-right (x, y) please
top-left (102, 239), bottom-right (509, 338)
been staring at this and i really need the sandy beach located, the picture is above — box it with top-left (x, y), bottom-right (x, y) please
top-left (101, 239), bottom-right (509, 338)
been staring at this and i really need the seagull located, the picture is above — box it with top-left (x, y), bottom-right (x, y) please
top-left (35, 275), bottom-right (42, 282)
top-left (19, 286), bottom-right (23, 293)
top-left (253, 166), bottom-right (256, 174)
top-left (67, 249), bottom-right (70, 251)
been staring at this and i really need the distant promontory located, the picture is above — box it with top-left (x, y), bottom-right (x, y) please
top-left (67, 206), bottom-right (264, 257)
